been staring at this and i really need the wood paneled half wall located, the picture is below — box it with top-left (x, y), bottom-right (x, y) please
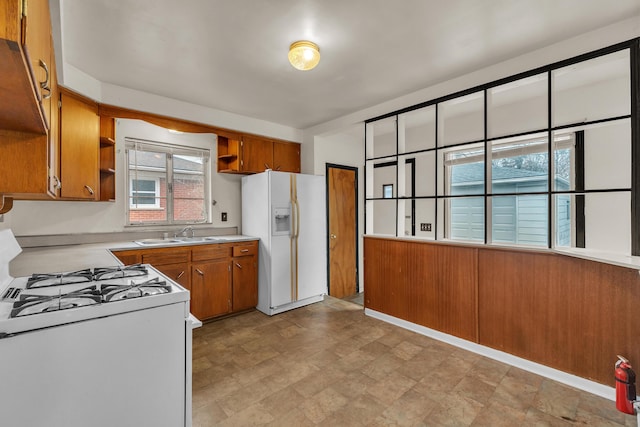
top-left (364, 236), bottom-right (640, 387)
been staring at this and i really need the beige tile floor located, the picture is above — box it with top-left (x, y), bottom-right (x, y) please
top-left (192, 296), bottom-right (636, 426)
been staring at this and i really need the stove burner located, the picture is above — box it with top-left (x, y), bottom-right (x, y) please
top-left (93, 264), bottom-right (148, 281)
top-left (10, 286), bottom-right (101, 318)
top-left (101, 277), bottom-right (171, 302)
top-left (26, 269), bottom-right (93, 289)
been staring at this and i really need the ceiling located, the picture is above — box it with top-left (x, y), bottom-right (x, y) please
top-left (59, 0), bottom-right (640, 130)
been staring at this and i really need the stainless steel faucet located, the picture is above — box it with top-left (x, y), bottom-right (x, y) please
top-left (175, 226), bottom-right (194, 238)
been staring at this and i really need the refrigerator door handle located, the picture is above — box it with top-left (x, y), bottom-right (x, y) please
top-left (294, 198), bottom-right (301, 238)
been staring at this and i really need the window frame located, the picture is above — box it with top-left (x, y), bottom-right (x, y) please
top-left (129, 175), bottom-right (161, 210)
top-left (125, 138), bottom-right (211, 226)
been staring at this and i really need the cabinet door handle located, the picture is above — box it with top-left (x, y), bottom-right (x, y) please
top-left (176, 271), bottom-right (185, 280)
top-left (84, 185), bottom-right (95, 195)
top-left (235, 262), bottom-right (242, 269)
top-left (264, 163), bottom-right (270, 170)
top-left (38, 60), bottom-right (51, 100)
top-left (240, 249), bottom-right (249, 253)
top-left (53, 176), bottom-right (61, 189)
top-left (195, 268), bottom-right (204, 276)
top-left (275, 165), bottom-right (281, 171)
top-left (330, 234), bottom-right (337, 240)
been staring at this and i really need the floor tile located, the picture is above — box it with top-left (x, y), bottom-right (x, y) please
top-left (191, 297), bottom-right (627, 427)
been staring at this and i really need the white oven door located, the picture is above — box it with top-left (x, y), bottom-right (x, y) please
top-left (0, 303), bottom-right (187, 427)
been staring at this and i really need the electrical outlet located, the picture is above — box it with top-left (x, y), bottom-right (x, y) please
top-left (221, 212), bottom-right (227, 222)
top-left (420, 223), bottom-right (432, 232)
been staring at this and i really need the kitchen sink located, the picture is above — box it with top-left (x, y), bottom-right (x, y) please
top-left (134, 235), bottom-right (245, 246)
top-left (134, 238), bottom-right (182, 246)
top-left (175, 236), bottom-right (207, 242)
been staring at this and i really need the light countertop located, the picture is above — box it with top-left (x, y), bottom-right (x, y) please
top-left (9, 235), bottom-right (258, 277)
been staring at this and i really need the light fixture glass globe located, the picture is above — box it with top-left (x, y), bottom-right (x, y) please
top-left (288, 41), bottom-right (320, 71)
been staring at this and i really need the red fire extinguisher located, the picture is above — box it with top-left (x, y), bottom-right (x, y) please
top-left (615, 355), bottom-right (637, 415)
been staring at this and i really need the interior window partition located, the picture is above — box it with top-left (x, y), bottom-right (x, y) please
top-left (364, 40), bottom-right (637, 256)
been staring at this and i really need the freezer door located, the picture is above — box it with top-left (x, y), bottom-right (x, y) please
top-left (269, 172), bottom-right (294, 308)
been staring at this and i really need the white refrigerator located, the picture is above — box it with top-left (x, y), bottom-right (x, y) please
top-left (242, 171), bottom-right (327, 315)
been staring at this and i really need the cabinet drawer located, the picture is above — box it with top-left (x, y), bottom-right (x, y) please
top-left (233, 243), bottom-right (258, 257)
top-left (192, 245), bottom-right (231, 262)
top-left (142, 250), bottom-right (190, 265)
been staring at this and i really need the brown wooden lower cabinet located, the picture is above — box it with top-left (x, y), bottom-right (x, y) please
top-left (192, 259), bottom-right (231, 320)
top-left (364, 236), bottom-right (640, 387)
top-left (232, 252), bottom-right (258, 312)
top-left (154, 263), bottom-right (191, 292)
top-left (111, 240), bottom-right (258, 321)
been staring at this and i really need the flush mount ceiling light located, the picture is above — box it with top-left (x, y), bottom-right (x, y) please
top-left (288, 40), bottom-right (320, 71)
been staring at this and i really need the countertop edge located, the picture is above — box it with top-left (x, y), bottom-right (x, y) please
top-left (9, 236), bottom-right (259, 277)
top-left (364, 235), bottom-right (640, 271)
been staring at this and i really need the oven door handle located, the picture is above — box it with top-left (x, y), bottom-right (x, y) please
top-left (187, 313), bottom-right (202, 329)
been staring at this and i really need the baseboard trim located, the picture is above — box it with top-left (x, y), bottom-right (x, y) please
top-left (364, 308), bottom-right (615, 401)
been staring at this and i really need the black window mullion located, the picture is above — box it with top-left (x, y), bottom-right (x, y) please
top-left (631, 39), bottom-right (640, 255)
top-left (395, 116), bottom-right (399, 237)
top-left (547, 70), bottom-right (553, 249)
top-left (483, 89), bottom-right (489, 245)
top-left (434, 104), bottom-right (439, 240)
top-left (575, 131), bottom-right (586, 248)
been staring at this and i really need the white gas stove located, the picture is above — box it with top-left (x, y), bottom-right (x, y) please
top-left (0, 230), bottom-right (200, 427)
top-left (0, 264), bottom-right (189, 336)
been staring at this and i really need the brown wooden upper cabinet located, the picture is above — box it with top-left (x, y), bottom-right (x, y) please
top-left (0, 0), bottom-right (52, 134)
top-left (273, 141), bottom-right (301, 173)
top-left (217, 134), bottom-right (300, 174)
top-left (59, 90), bottom-right (100, 200)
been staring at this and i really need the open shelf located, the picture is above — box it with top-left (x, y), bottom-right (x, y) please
top-left (99, 117), bottom-right (116, 202)
top-left (217, 136), bottom-right (241, 173)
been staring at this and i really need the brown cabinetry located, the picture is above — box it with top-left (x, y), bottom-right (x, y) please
top-left (231, 243), bottom-right (258, 312)
top-left (242, 135), bottom-right (274, 173)
top-left (59, 90), bottom-right (100, 200)
top-left (111, 240), bottom-right (259, 321)
top-left (192, 259), bottom-right (231, 319)
top-left (273, 141), bottom-right (301, 173)
top-left (0, 0), bottom-right (59, 206)
top-left (217, 134), bottom-right (301, 174)
top-left (0, 0), bottom-right (49, 133)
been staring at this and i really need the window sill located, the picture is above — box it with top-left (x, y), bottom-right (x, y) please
top-left (129, 207), bottom-right (164, 211)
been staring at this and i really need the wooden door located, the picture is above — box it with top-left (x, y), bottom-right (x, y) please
top-left (191, 260), bottom-right (231, 320)
top-left (232, 255), bottom-right (258, 311)
top-left (273, 141), bottom-right (300, 173)
top-left (241, 135), bottom-right (273, 173)
top-left (327, 164), bottom-right (358, 298)
top-left (59, 91), bottom-right (99, 199)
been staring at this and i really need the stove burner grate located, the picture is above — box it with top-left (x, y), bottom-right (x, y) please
top-left (10, 286), bottom-right (101, 318)
top-left (26, 269), bottom-right (94, 289)
top-left (93, 264), bottom-right (149, 281)
top-left (101, 277), bottom-right (172, 302)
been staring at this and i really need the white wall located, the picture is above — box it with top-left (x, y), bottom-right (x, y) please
top-left (311, 128), bottom-right (365, 290)
top-left (0, 119), bottom-right (242, 236)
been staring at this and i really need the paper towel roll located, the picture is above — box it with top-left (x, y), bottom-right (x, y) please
top-left (0, 229), bottom-right (22, 286)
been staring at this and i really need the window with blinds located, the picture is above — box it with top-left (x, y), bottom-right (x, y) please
top-left (125, 138), bottom-right (211, 225)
